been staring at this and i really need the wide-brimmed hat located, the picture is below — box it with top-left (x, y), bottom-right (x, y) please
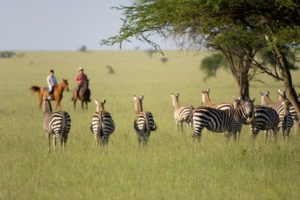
top-left (78, 67), bottom-right (84, 71)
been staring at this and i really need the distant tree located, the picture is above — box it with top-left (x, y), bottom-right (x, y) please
top-left (0, 51), bottom-right (16, 58)
top-left (160, 57), bottom-right (168, 64)
top-left (79, 45), bottom-right (87, 52)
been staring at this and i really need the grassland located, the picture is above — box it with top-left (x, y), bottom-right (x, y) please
top-left (1, 50), bottom-right (300, 200)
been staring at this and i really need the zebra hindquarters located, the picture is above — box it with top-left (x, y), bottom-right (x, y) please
top-left (134, 120), bottom-right (149, 145)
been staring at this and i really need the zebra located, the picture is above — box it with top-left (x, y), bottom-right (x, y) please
top-left (133, 95), bottom-right (157, 145)
top-left (249, 105), bottom-right (280, 143)
top-left (170, 93), bottom-right (194, 132)
top-left (90, 99), bottom-right (115, 146)
top-left (278, 89), bottom-right (300, 134)
top-left (201, 88), bottom-right (233, 110)
top-left (43, 97), bottom-right (71, 152)
top-left (192, 97), bottom-right (255, 141)
top-left (260, 91), bottom-right (294, 139)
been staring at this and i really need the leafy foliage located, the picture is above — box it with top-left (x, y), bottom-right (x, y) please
top-left (200, 53), bottom-right (227, 80)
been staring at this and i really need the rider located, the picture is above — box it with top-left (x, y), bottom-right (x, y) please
top-left (75, 67), bottom-right (88, 98)
top-left (46, 69), bottom-right (57, 100)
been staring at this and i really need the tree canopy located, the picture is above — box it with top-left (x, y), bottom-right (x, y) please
top-left (101, 0), bottom-right (300, 118)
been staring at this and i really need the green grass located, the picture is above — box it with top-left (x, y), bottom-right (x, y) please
top-left (1, 50), bottom-right (300, 200)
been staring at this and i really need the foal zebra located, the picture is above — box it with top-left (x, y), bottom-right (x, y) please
top-left (249, 105), bottom-right (280, 143)
top-left (260, 91), bottom-right (294, 139)
top-left (90, 99), bottom-right (115, 146)
top-left (133, 95), bottom-right (157, 145)
top-left (43, 97), bottom-right (71, 152)
top-left (170, 93), bottom-right (193, 132)
top-left (278, 89), bottom-right (300, 134)
top-left (193, 97), bottom-right (255, 141)
top-left (201, 89), bottom-right (233, 110)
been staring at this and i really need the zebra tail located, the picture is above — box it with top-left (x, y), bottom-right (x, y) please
top-left (97, 112), bottom-right (103, 137)
top-left (144, 112), bottom-right (150, 132)
top-left (150, 122), bottom-right (157, 131)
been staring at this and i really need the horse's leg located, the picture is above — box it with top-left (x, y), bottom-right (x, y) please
top-left (81, 101), bottom-right (84, 110)
top-left (73, 99), bottom-right (77, 109)
top-left (56, 99), bottom-right (61, 110)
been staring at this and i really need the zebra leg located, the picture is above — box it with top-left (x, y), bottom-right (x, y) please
top-left (176, 120), bottom-right (179, 132)
top-left (94, 134), bottom-right (99, 146)
top-left (47, 132), bottom-right (51, 153)
top-left (252, 132), bottom-right (259, 144)
top-left (53, 135), bottom-right (57, 152)
top-left (188, 122), bottom-right (193, 133)
top-left (59, 135), bottom-right (64, 153)
top-left (180, 121), bottom-right (183, 132)
top-left (264, 131), bottom-right (269, 144)
top-left (296, 122), bottom-right (300, 135)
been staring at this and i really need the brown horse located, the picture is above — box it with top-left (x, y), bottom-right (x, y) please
top-left (30, 79), bottom-right (69, 110)
top-left (72, 79), bottom-right (91, 110)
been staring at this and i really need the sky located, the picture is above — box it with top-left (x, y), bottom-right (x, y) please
top-left (0, 0), bottom-right (178, 51)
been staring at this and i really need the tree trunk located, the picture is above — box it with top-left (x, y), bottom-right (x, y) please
top-left (273, 45), bottom-right (300, 120)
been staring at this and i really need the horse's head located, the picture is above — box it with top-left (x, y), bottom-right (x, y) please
top-left (62, 79), bottom-right (69, 92)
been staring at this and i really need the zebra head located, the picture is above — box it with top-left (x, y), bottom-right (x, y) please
top-left (281, 100), bottom-right (292, 113)
top-left (42, 96), bottom-right (52, 113)
top-left (260, 91), bottom-right (273, 106)
top-left (277, 89), bottom-right (287, 102)
top-left (234, 97), bottom-right (255, 123)
top-left (201, 89), bottom-right (211, 105)
top-left (95, 99), bottom-right (106, 112)
top-left (133, 95), bottom-right (144, 113)
top-left (170, 93), bottom-right (180, 108)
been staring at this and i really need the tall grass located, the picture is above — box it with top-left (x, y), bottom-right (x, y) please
top-left (0, 50), bottom-right (300, 200)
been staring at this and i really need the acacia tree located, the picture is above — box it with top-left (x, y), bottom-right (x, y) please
top-left (101, 0), bottom-right (300, 117)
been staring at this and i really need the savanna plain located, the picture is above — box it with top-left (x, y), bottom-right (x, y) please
top-left (1, 50), bottom-right (300, 200)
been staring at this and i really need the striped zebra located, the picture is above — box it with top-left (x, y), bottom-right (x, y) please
top-left (249, 105), bottom-right (280, 143)
top-left (133, 95), bottom-right (157, 145)
top-left (43, 97), bottom-right (71, 152)
top-left (260, 91), bottom-right (293, 139)
top-left (201, 89), bottom-right (233, 110)
top-left (278, 89), bottom-right (300, 134)
top-left (90, 99), bottom-right (115, 146)
top-left (170, 93), bottom-right (194, 132)
top-left (192, 97), bottom-right (255, 141)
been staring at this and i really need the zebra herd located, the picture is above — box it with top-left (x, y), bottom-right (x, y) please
top-left (173, 89), bottom-right (299, 143)
top-left (42, 95), bottom-right (156, 152)
top-left (42, 89), bottom-right (299, 152)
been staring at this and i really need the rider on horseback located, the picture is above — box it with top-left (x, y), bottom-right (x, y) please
top-left (75, 67), bottom-right (88, 98)
top-left (47, 69), bottom-right (57, 100)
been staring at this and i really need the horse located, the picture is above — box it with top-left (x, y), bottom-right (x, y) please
top-left (72, 79), bottom-right (91, 110)
top-left (30, 79), bottom-right (69, 110)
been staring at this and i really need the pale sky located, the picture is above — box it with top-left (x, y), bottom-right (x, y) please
top-left (0, 0), bottom-right (178, 51)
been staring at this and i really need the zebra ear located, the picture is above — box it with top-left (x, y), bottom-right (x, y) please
top-left (207, 88), bottom-right (210, 93)
top-left (103, 99), bottom-right (106, 104)
top-left (139, 95), bottom-right (144, 100)
top-left (133, 95), bottom-right (137, 101)
top-left (251, 98), bottom-right (255, 102)
top-left (266, 91), bottom-right (270, 96)
top-left (176, 93), bottom-right (179, 97)
top-left (259, 91), bottom-right (264, 96)
top-left (94, 99), bottom-right (99, 105)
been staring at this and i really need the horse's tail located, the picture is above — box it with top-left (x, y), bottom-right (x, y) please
top-left (30, 86), bottom-right (41, 93)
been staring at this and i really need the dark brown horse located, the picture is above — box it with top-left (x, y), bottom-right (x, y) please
top-left (72, 79), bottom-right (91, 110)
top-left (30, 79), bottom-right (69, 110)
